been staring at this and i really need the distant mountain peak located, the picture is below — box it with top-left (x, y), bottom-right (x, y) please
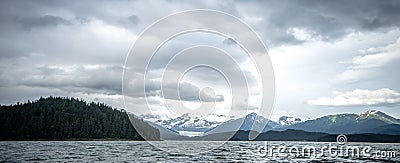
top-left (278, 116), bottom-right (303, 126)
top-left (245, 112), bottom-right (258, 120)
top-left (361, 110), bottom-right (381, 115)
top-left (152, 113), bottom-right (223, 132)
top-left (284, 110), bottom-right (400, 135)
top-left (180, 113), bottom-right (195, 119)
top-left (359, 110), bottom-right (392, 118)
top-left (357, 110), bottom-right (399, 124)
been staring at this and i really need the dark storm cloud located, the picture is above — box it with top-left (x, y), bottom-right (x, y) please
top-left (127, 78), bottom-right (224, 102)
top-left (238, 0), bottom-right (400, 46)
top-left (16, 65), bottom-right (123, 95)
top-left (163, 82), bottom-right (224, 102)
top-left (1, 0), bottom-right (399, 45)
top-left (0, 0), bottom-right (400, 107)
top-left (117, 14), bottom-right (141, 29)
top-left (17, 15), bottom-right (72, 30)
top-left (0, 0), bottom-right (141, 32)
top-left (128, 15), bottom-right (140, 26)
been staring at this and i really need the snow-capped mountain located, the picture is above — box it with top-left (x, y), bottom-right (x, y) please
top-left (357, 110), bottom-right (399, 123)
top-left (141, 110), bottom-right (400, 140)
top-left (206, 112), bottom-right (281, 134)
top-left (153, 113), bottom-right (224, 132)
top-left (284, 110), bottom-right (400, 134)
top-left (278, 116), bottom-right (303, 126)
top-left (240, 112), bottom-right (281, 130)
top-left (142, 112), bottom-right (281, 134)
top-left (146, 112), bottom-right (282, 134)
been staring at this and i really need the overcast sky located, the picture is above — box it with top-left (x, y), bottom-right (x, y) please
top-left (1, 0), bottom-right (400, 121)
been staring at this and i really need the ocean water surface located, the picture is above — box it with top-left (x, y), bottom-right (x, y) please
top-left (0, 141), bottom-right (398, 162)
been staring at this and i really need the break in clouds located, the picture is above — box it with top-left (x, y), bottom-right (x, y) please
top-left (1, 0), bottom-right (400, 119)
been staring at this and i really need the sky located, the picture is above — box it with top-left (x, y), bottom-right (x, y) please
top-left (0, 0), bottom-right (400, 121)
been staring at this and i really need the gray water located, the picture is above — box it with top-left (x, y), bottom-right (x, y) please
top-left (0, 141), bottom-right (398, 162)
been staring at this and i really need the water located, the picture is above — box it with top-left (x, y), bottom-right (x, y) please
top-left (0, 141), bottom-right (398, 162)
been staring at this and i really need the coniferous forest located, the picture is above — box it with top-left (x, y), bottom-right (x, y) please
top-left (0, 96), bottom-right (160, 140)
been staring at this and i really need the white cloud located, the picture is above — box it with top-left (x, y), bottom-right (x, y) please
top-left (307, 88), bottom-right (400, 107)
top-left (287, 28), bottom-right (315, 41)
top-left (352, 37), bottom-right (400, 68)
top-left (335, 37), bottom-right (400, 83)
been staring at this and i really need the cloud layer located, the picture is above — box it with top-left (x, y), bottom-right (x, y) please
top-left (1, 0), bottom-right (400, 119)
top-left (335, 37), bottom-right (400, 83)
top-left (307, 88), bottom-right (400, 107)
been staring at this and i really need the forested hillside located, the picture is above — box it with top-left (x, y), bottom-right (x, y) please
top-left (0, 97), bottom-right (159, 140)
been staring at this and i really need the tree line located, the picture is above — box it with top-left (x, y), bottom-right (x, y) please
top-left (0, 96), bottom-right (159, 140)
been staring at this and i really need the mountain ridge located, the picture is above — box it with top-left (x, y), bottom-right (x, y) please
top-left (147, 110), bottom-right (400, 139)
top-left (284, 110), bottom-right (400, 134)
top-left (151, 113), bottom-right (224, 132)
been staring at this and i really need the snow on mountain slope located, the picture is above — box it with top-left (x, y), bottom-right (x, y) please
top-left (278, 116), bottom-right (303, 126)
top-left (206, 112), bottom-right (281, 134)
top-left (152, 113), bottom-right (225, 132)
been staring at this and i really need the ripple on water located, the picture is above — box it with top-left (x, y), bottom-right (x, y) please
top-left (0, 141), bottom-right (399, 162)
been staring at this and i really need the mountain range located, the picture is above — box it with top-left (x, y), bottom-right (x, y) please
top-left (205, 112), bottom-right (281, 134)
top-left (153, 113), bottom-right (222, 132)
top-left (145, 110), bottom-right (400, 140)
top-left (283, 110), bottom-right (400, 135)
